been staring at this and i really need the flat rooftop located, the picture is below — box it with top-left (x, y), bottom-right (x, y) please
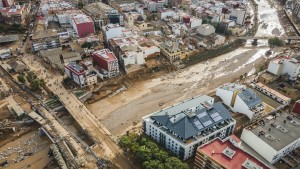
top-left (199, 138), bottom-right (269, 169)
top-left (93, 49), bottom-right (117, 62)
top-left (72, 14), bottom-right (93, 24)
top-left (0, 35), bottom-right (19, 43)
top-left (255, 83), bottom-right (291, 102)
top-left (32, 29), bottom-right (59, 40)
top-left (247, 113), bottom-right (300, 151)
top-left (220, 83), bottom-right (245, 91)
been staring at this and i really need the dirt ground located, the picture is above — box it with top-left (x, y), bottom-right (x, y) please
top-left (0, 130), bottom-right (52, 169)
top-left (87, 47), bottom-right (273, 136)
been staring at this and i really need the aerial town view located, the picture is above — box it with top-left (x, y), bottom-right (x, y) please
top-left (0, 0), bottom-right (300, 168)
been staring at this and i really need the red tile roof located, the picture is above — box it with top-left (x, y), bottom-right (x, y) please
top-left (198, 139), bottom-right (269, 169)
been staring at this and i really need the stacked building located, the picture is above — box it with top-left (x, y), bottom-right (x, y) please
top-left (65, 62), bottom-right (97, 87)
top-left (267, 56), bottom-right (300, 81)
top-left (216, 83), bottom-right (265, 121)
top-left (92, 49), bottom-right (119, 79)
top-left (83, 2), bottom-right (123, 29)
top-left (241, 112), bottom-right (300, 164)
top-left (0, 3), bottom-right (30, 25)
top-left (142, 95), bottom-right (236, 160)
top-left (195, 135), bottom-right (269, 169)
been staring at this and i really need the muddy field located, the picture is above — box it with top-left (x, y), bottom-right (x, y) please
top-left (87, 47), bottom-right (272, 136)
top-left (0, 130), bottom-right (52, 169)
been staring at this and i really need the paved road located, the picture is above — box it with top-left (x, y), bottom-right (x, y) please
top-left (21, 54), bottom-right (135, 169)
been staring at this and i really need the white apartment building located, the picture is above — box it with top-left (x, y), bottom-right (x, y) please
top-left (241, 113), bottom-right (300, 164)
top-left (142, 95), bottom-right (236, 160)
top-left (102, 24), bottom-right (126, 42)
top-left (267, 56), bottom-right (300, 81)
top-left (216, 83), bottom-right (265, 121)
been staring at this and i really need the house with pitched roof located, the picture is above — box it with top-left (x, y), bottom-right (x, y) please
top-left (216, 83), bottom-right (265, 121)
top-left (142, 95), bottom-right (236, 160)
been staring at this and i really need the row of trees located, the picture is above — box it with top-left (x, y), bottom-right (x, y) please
top-left (119, 133), bottom-right (189, 169)
top-left (17, 71), bottom-right (45, 91)
top-left (0, 24), bottom-right (26, 33)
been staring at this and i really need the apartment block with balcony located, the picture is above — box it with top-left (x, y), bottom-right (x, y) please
top-left (142, 95), bottom-right (236, 160)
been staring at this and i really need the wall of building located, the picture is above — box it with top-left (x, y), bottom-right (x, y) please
top-left (281, 60), bottom-right (300, 80)
top-left (76, 22), bottom-right (95, 38)
top-left (191, 18), bottom-right (202, 28)
top-left (267, 61), bottom-right (282, 76)
top-left (143, 118), bottom-right (236, 160)
top-left (231, 9), bottom-right (246, 25)
top-left (216, 89), bottom-right (234, 108)
top-left (92, 55), bottom-right (109, 71)
top-left (86, 74), bottom-right (97, 85)
top-left (233, 96), bottom-right (254, 119)
top-left (241, 129), bottom-right (277, 163)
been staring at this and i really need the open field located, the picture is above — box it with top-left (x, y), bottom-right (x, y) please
top-left (87, 47), bottom-right (272, 136)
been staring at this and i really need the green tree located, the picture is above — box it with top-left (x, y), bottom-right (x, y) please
top-left (226, 29), bottom-right (233, 35)
top-left (164, 157), bottom-right (189, 169)
top-left (136, 145), bottom-right (152, 161)
top-left (17, 74), bottom-right (26, 83)
top-left (143, 160), bottom-right (164, 169)
top-left (268, 37), bottom-right (284, 47)
top-left (154, 150), bottom-right (169, 162)
top-left (119, 133), bottom-right (138, 151)
top-left (78, 0), bottom-right (83, 9)
top-left (240, 75), bottom-right (244, 80)
top-left (30, 79), bottom-right (45, 91)
top-left (26, 71), bottom-right (37, 83)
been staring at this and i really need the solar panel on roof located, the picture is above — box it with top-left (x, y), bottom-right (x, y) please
top-left (197, 112), bottom-right (207, 118)
top-left (193, 120), bottom-right (201, 126)
top-left (203, 120), bottom-right (213, 127)
top-left (213, 116), bottom-right (223, 122)
top-left (210, 112), bottom-right (220, 118)
top-left (196, 124), bottom-right (203, 130)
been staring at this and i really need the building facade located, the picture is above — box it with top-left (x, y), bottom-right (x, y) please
top-left (216, 83), bottom-right (265, 121)
top-left (0, 4), bottom-right (28, 25)
top-left (83, 2), bottom-right (123, 29)
top-left (241, 113), bottom-right (300, 164)
top-left (64, 62), bottom-right (97, 87)
top-left (92, 49), bottom-right (119, 78)
top-left (31, 29), bottom-right (62, 52)
top-left (142, 95), bottom-right (236, 160)
top-left (71, 14), bottom-right (95, 38)
top-left (267, 56), bottom-right (300, 81)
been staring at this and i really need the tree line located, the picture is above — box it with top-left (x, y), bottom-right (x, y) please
top-left (119, 133), bottom-right (189, 169)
